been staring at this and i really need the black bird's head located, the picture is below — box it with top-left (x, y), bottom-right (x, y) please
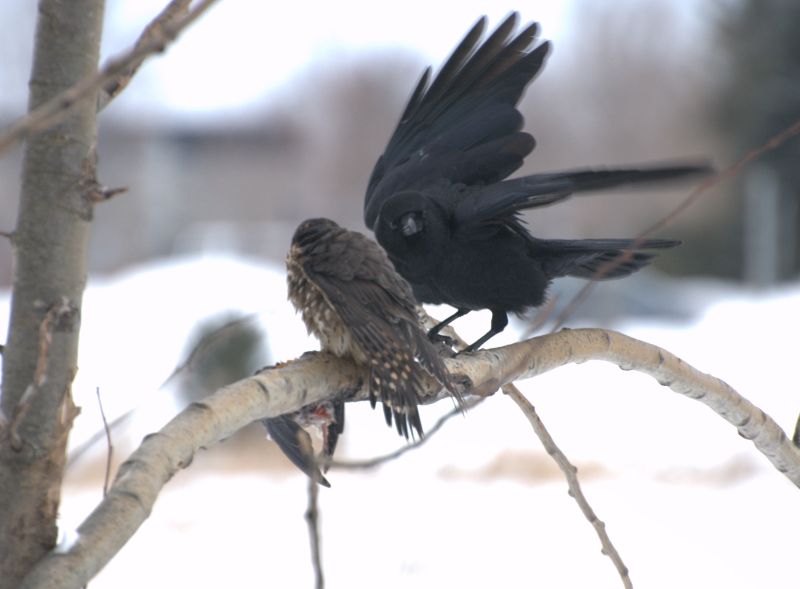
top-left (374, 192), bottom-right (447, 277)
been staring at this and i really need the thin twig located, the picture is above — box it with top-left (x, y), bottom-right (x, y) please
top-left (95, 387), bottom-right (114, 497)
top-left (305, 454), bottom-right (325, 589)
top-left (0, 0), bottom-right (220, 156)
top-left (503, 383), bottom-right (632, 589)
top-left (521, 292), bottom-right (560, 339)
top-left (550, 116), bottom-right (800, 331)
top-left (67, 409), bottom-right (135, 466)
top-left (327, 397), bottom-right (482, 471)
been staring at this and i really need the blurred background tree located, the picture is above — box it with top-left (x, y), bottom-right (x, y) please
top-left (2, 0), bottom-right (797, 291)
top-left (713, 0), bottom-right (800, 284)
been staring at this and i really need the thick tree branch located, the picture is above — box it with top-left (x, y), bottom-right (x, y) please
top-left (18, 328), bottom-right (800, 588)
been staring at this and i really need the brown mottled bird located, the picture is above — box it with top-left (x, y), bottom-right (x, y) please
top-left (286, 217), bottom-right (457, 440)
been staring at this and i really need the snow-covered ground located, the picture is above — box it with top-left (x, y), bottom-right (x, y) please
top-left (1, 255), bottom-right (797, 588)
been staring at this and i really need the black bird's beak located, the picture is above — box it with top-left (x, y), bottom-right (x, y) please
top-left (400, 215), bottom-right (421, 237)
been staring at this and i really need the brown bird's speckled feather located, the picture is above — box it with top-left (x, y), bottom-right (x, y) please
top-left (287, 217), bottom-right (457, 438)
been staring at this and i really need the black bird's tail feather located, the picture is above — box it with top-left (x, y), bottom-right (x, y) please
top-left (529, 237), bottom-right (681, 280)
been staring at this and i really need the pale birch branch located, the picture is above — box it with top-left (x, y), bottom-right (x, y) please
top-left (504, 383), bottom-right (632, 589)
top-left (19, 328), bottom-right (800, 588)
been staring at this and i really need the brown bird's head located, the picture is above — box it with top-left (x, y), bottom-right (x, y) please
top-left (291, 217), bottom-right (341, 253)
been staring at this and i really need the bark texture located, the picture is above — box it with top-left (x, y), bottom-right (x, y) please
top-left (18, 329), bottom-right (800, 588)
top-left (0, 1), bottom-right (104, 587)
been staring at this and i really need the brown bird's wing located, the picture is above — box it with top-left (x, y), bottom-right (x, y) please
top-left (302, 230), bottom-right (455, 437)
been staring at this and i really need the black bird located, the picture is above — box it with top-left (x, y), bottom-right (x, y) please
top-left (286, 218), bottom-right (457, 440)
top-left (364, 13), bottom-right (711, 352)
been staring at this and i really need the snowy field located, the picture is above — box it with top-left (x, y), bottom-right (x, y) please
top-left (1, 255), bottom-right (797, 588)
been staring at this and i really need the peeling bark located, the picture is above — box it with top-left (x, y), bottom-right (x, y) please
top-left (0, 1), bottom-right (104, 587)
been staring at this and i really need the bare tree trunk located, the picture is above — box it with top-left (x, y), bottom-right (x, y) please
top-left (0, 1), bottom-right (104, 587)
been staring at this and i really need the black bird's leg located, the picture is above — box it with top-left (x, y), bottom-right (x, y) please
top-left (462, 310), bottom-right (509, 353)
top-left (427, 308), bottom-right (470, 344)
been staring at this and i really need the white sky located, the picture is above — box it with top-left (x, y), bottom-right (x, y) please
top-left (1, 0), bottom-right (712, 124)
top-left (103, 1), bottom-right (571, 116)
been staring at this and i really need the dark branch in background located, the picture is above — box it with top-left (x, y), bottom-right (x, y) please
top-left (0, 0), bottom-right (220, 156)
top-left (503, 383), bottom-right (632, 589)
top-left (95, 388), bottom-right (113, 497)
top-left (543, 116), bottom-right (800, 333)
top-left (327, 398), bottom-right (482, 471)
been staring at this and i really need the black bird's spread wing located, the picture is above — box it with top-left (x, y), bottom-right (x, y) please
top-left (364, 13), bottom-right (550, 229)
top-left (359, 15), bottom-right (713, 351)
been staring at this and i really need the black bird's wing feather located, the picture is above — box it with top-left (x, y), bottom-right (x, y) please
top-left (527, 237), bottom-right (681, 279)
top-left (364, 13), bottom-right (550, 228)
top-left (453, 163), bottom-right (713, 231)
top-left (361, 15), bottom-right (713, 351)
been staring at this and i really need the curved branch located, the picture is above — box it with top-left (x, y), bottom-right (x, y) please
top-left (19, 329), bottom-right (800, 588)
